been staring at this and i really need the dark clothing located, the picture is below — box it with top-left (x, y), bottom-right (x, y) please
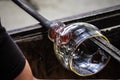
top-left (0, 23), bottom-right (26, 80)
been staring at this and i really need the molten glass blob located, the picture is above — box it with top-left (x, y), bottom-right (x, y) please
top-left (48, 22), bottom-right (110, 76)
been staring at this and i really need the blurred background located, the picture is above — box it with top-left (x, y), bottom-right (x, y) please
top-left (0, 0), bottom-right (120, 30)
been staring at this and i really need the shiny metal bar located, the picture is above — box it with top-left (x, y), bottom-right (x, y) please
top-left (91, 37), bottom-right (120, 62)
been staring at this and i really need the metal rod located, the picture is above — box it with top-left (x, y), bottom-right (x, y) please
top-left (12, 0), bottom-right (53, 29)
top-left (91, 37), bottom-right (120, 62)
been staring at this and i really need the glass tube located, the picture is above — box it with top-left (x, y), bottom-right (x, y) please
top-left (49, 22), bottom-right (110, 76)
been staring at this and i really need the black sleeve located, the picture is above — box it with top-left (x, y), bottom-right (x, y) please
top-left (0, 23), bottom-right (26, 80)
